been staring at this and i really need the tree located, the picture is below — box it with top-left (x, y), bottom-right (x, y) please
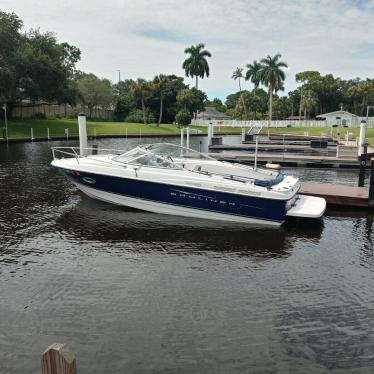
top-left (182, 43), bottom-right (211, 90)
top-left (175, 108), bottom-right (192, 126)
top-left (300, 90), bottom-right (318, 118)
top-left (0, 11), bottom-right (81, 116)
top-left (259, 53), bottom-right (288, 132)
top-left (152, 74), bottom-right (171, 126)
top-left (76, 73), bottom-right (113, 117)
top-left (232, 67), bottom-right (247, 119)
top-left (246, 60), bottom-right (262, 119)
top-left (130, 78), bottom-right (151, 124)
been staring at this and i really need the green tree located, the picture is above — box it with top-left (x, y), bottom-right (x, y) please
top-left (76, 73), bottom-right (113, 117)
top-left (182, 43), bottom-right (211, 90)
top-left (0, 11), bottom-right (80, 116)
top-left (245, 60), bottom-right (262, 119)
top-left (259, 53), bottom-right (288, 130)
top-left (300, 90), bottom-right (318, 119)
top-left (232, 67), bottom-right (247, 119)
top-left (152, 74), bottom-right (171, 126)
top-left (175, 108), bottom-right (192, 126)
top-left (130, 78), bottom-right (151, 124)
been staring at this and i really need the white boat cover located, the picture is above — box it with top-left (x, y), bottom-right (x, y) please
top-left (286, 195), bottom-right (326, 218)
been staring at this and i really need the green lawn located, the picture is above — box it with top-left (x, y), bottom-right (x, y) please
top-left (0, 118), bottom-right (246, 140)
top-left (2, 120), bottom-right (374, 146)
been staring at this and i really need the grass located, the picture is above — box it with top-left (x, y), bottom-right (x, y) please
top-left (0, 118), bottom-right (246, 140)
top-left (2, 119), bottom-right (374, 146)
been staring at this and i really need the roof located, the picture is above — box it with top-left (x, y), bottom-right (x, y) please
top-left (197, 106), bottom-right (230, 120)
top-left (316, 110), bottom-right (358, 118)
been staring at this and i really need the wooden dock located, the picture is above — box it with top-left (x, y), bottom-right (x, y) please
top-left (209, 152), bottom-right (360, 168)
top-left (300, 182), bottom-right (370, 207)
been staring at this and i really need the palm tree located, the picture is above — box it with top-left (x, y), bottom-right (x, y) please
top-left (182, 43), bottom-right (211, 90)
top-left (246, 60), bottom-right (263, 120)
top-left (152, 74), bottom-right (171, 127)
top-left (259, 54), bottom-right (288, 134)
top-left (130, 78), bottom-right (150, 124)
top-left (232, 67), bottom-right (247, 119)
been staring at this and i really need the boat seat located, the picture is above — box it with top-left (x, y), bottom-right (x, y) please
top-left (254, 173), bottom-right (284, 187)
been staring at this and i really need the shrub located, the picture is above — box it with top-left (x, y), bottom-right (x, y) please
top-left (125, 109), bottom-right (155, 124)
top-left (175, 109), bottom-right (192, 127)
top-left (31, 112), bottom-right (46, 119)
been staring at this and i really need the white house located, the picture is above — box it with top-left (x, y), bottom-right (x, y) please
top-left (316, 110), bottom-right (359, 126)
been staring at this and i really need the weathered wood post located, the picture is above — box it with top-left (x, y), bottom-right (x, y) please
top-left (41, 343), bottom-right (77, 374)
top-left (369, 158), bottom-right (374, 207)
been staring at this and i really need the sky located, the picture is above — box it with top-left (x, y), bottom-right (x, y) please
top-left (3, 0), bottom-right (374, 100)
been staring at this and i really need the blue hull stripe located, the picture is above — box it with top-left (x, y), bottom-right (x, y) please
top-left (61, 169), bottom-right (289, 222)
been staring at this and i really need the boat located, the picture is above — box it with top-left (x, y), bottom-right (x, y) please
top-left (51, 143), bottom-right (326, 226)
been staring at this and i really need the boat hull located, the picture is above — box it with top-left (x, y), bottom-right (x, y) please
top-left (59, 169), bottom-right (291, 226)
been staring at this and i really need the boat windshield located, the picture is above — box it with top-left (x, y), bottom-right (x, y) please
top-left (113, 143), bottom-right (215, 168)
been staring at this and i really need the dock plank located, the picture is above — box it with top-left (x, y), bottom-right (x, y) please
top-left (300, 182), bottom-right (369, 207)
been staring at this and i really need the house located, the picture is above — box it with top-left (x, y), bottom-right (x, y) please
top-left (316, 110), bottom-right (358, 126)
top-left (196, 106), bottom-right (230, 120)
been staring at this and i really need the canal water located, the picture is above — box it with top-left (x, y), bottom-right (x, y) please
top-left (1, 137), bottom-right (374, 374)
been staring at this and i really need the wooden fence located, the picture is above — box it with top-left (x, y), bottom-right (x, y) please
top-left (12, 103), bottom-right (114, 120)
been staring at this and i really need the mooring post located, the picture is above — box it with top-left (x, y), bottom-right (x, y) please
top-left (369, 158), bottom-right (374, 207)
top-left (358, 154), bottom-right (367, 187)
top-left (31, 128), bottom-right (34, 141)
top-left (41, 343), bottom-right (77, 374)
top-left (78, 113), bottom-right (87, 156)
top-left (47, 128), bottom-right (50, 140)
top-left (92, 144), bottom-right (98, 155)
top-left (180, 127), bottom-right (184, 147)
top-left (186, 126), bottom-right (190, 149)
top-left (358, 120), bottom-right (367, 157)
top-left (241, 127), bottom-right (245, 142)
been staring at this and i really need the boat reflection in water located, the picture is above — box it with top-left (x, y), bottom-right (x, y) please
top-left (57, 196), bottom-right (325, 259)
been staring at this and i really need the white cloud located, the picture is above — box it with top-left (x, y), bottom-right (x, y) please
top-left (2, 0), bottom-right (374, 100)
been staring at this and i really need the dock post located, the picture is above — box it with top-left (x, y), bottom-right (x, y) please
top-left (241, 128), bottom-right (245, 142)
top-left (78, 113), bottom-right (87, 156)
top-left (358, 120), bottom-right (367, 156)
top-left (358, 154), bottom-right (367, 187)
top-left (208, 122), bottom-right (213, 145)
top-left (254, 137), bottom-right (258, 171)
top-left (31, 128), bottom-right (34, 141)
top-left (186, 126), bottom-right (190, 149)
top-left (369, 159), bottom-right (374, 207)
top-left (180, 127), bottom-right (184, 147)
top-left (47, 128), bottom-right (50, 140)
top-left (41, 343), bottom-right (77, 374)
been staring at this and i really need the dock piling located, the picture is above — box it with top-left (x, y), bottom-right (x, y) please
top-left (78, 113), bottom-right (87, 156)
top-left (369, 159), bottom-right (374, 207)
top-left (41, 343), bottom-right (77, 374)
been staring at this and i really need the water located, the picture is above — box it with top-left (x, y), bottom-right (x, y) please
top-left (1, 137), bottom-right (374, 374)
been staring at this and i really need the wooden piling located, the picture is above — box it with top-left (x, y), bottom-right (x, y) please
top-left (41, 343), bottom-right (77, 374)
top-left (369, 159), bottom-right (374, 207)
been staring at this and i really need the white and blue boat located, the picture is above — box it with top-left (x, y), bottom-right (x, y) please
top-left (51, 143), bottom-right (326, 226)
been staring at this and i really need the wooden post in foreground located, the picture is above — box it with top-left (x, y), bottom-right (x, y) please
top-left (369, 159), bottom-right (374, 207)
top-left (41, 343), bottom-right (77, 374)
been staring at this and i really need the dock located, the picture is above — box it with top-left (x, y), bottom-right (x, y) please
top-left (208, 151), bottom-right (359, 168)
top-left (299, 183), bottom-right (370, 207)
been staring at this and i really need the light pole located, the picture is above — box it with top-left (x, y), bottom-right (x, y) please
top-left (2, 104), bottom-right (8, 144)
top-left (116, 70), bottom-right (121, 83)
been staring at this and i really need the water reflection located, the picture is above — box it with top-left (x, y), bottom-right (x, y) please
top-left (55, 196), bottom-right (324, 259)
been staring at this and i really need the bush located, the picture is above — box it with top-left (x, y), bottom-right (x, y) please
top-left (125, 109), bottom-right (155, 124)
top-left (175, 109), bottom-right (192, 127)
top-left (31, 112), bottom-right (46, 119)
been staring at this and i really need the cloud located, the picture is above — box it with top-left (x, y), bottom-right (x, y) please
top-left (2, 0), bottom-right (374, 100)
